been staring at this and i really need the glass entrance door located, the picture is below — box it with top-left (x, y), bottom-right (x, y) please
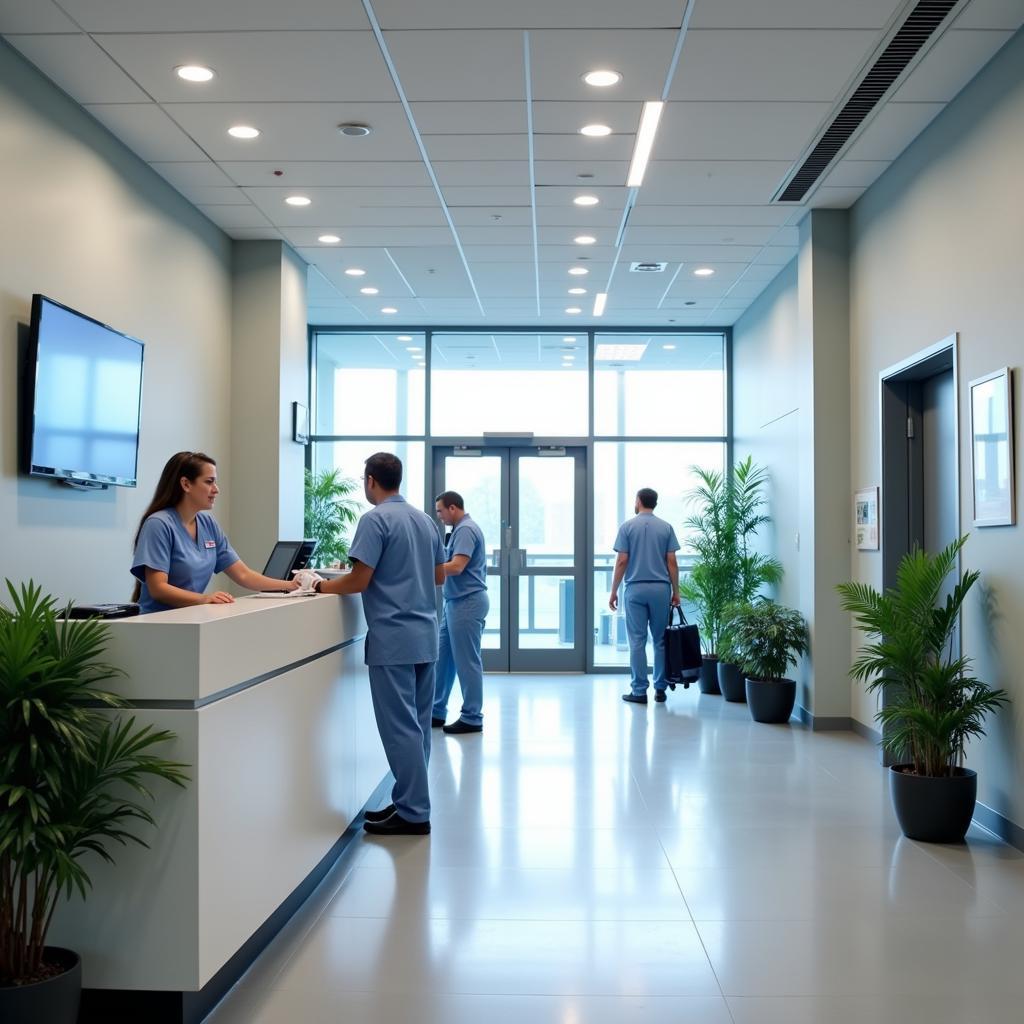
top-left (433, 446), bottom-right (586, 671)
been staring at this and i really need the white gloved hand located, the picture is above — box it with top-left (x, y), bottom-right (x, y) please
top-left (292, 569), bottom-right (325, 593)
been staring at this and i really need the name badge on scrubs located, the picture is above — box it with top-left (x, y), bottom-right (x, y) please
top-left (205, 540), bottom-right (216, 548)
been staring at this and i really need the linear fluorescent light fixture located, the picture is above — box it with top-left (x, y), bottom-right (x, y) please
top-left (593, 292), bottom-right (607, 317)
top-left (595, 343), bottom-right (647, 361)
top-left (626, 101), bottom-right (664, 188)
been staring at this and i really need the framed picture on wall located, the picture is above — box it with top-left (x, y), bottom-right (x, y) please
top-left (970, 367), bottom-right (1016, 527)
top-left (855, 486), bottom-right (879, 550)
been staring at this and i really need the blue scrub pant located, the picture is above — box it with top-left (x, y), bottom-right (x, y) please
top-left (368, 662), bottom-right (435, 822)
top-left (624, 581), bottom-right (672, 695)
top-left (432, 590), bottom-right (489, 727)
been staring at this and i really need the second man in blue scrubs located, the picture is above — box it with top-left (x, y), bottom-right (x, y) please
top-left (312, 452), bottom-right (445, 835)
top-left (432, 491), bottom-right (489, 735)
top-left (608, 488), bottom-right (681, 704)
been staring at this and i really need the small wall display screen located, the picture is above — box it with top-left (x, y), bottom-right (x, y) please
top-left (24, 295), bottom-right (144, 487)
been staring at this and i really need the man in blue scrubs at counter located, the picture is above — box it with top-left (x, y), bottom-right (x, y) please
top-left (608, 488), bottom-right (681, 704)
top-left (311, 452), bottom-right (445, 835)
top-left (432, 491), bottom-right (489, 735)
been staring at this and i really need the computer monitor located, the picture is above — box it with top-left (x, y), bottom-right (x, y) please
top-left (294, 539), bottom-right (317, 572)
top-left (262, 541), bottom-right (303, 580)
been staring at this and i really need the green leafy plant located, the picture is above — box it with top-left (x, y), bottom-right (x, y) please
top-left (679, 457), bottom-right (782, 656)
top-left (303, 468), bottom-right (361, 568)
top-left (728, 600), bottom-right (808, 681)
top-left (0, 581), bottom-right (188, 987)
top-left (837, 536), bottom-right (1008, 778)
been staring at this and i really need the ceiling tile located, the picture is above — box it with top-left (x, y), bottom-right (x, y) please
top-left (162, 102), bottom-right (421, 161)
top-left (423, 135), bottom-right (527, 161)
top-left (443, 185), bottom-right (532, 206)
top-left (821, 158), bottom-right (891, 188)
top-left (411, 102), bottom-right (526, 134)
top-left (752, 246), bottom-right (799, 266)
top-left (532, 133), bottom-right (636, 161)
top-left (56, 0), bottom-right (368, 31)
top-left (197, 203), bottom-right (274, 230)
top-left (458, 225), bottom-right (537, 245)
top-left (668, 30), bottom-right (878, 102)
top-left (218, 161), bottom-right (431, 188)
top-left (842, 102), bottom-right (946, 161)
top-left (374, 1), bottom-right (686, 30)
top-left (450, 206), bottom-right (535, 227)
top-left (84, 103), bottom-right (209, 161)
top-left (534, 160), bottom-right (628, 186)
top-left (624, 224), bottom-right (779, 246)
top-left (638, 161), bottom-right (794, 205)
top-left (528, 28), bottom-right (679, 101)
top-left (240, 185), bottom-right (441, 225)
top-left (149, 161), bottom-right (235, 190)
top-left (953, 0), bottom-right (1024, 30)
top-left (433, 162), bottom-right (530, 188)
top-left (293, 226), bottom-right (456, 247)
top-left (808, 184), bottom-right (867, 208)
top-left (655, 102), bottom-right (832, 161)
top-left (627, 204), bottom-right (793, 226)
top-left (5, 34), bottom-right (150, 102)
top-left (535, 205), bottom-right (624, 227)
top-left (891, 29), bottom-right (1015, 103)
top-left (531, 100), bottom-right (642, 134)
top-left (689, 0), bottom-right (903, 30)
top-left (383, 30), bottom-right (525, 102)
top-left (175, 185), bottom-right (251, 206)
top-left (534, 184), bottom-right (627, 207)
top-left (0, 0), bottom-right (78, 32)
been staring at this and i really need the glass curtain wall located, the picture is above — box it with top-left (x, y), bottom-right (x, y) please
top-left (309, 328), bottom-right (728, 670)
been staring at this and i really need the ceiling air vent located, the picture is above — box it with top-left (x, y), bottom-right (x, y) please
top-left (630, 261), bottom-right (667, 273)
top-left (773, 0), bottom-right (964, 203)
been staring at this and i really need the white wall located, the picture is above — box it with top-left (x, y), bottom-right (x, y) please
top-left (0, 40), bottom-right (233, 604)
top-left (849, 28), bottom-right (1024, 825)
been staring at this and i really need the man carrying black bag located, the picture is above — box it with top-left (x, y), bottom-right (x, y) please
top-left (609, 488), bottom-right (681, 705)
top-left (663, 606), bottom-right (702, 690)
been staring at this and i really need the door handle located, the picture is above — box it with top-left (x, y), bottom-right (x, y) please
top-left (491, 548), bottom-right (502, 570)
top-left (510, 548), bottom-right (527, 575)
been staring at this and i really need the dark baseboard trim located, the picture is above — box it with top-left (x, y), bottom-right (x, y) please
top-left (79, 773), bottom-right (393, 1024)
top-left (850, 719), bottom-right (882, 745)
top-left (794, 706), bottom-right (854, 732)
top-left (972, 801), bottom-right (1024, 854)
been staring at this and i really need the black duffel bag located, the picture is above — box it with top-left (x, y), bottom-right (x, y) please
top-left (664, 606), bottom-right (702, 689)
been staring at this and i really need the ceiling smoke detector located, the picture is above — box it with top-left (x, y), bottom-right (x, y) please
top-left (629, 261), bottom-right (667, 273)
top-left (338, 123), bottom-right (372, 137)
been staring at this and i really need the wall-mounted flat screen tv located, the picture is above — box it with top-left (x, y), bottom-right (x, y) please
top-left (22, 295), bottom-right (144, 488)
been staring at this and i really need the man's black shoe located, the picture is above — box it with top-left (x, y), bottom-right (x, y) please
top-left (443, 719), bottom-right (482, 735)
top-left (655, 690), bottom-right (667, 703)
top-left (622, 693), bottom-right (648, 704)
top-left (431, 717), bottom-right (446, 728)
top-left (363, 803), bottom-right (396, 823)
top-left (364, 813), bottom-right (431, 836)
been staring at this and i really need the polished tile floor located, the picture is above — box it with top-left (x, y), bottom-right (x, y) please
top-left (207, 675), bottom-right (1024, 1023)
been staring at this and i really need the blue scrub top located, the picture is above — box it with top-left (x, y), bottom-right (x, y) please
top-left (613, 512), bottom-right (680, 585)
top-left (131, 508), bottom-right (239, 613)
top-left (443, 514), bottom-right (487, 601)
top-left (348, 495), bottom-right (446, 666)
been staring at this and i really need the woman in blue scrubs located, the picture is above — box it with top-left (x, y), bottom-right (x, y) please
top-left (131, 451), bottom-right (298, 613)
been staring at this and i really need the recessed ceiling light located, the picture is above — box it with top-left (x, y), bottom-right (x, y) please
top-left (593, 292), bottom-right (607, 317)
top-left (574, 235), bottom-right (597, 245)
top-left (408, 346), bottom-right (422, 352)
top-left (662, 343), bottom-right (677, 350)
top-left (338, 123), bottom-right (372, 137)
top-left (580, 124), bottom-right (612, 137)
top-left (568, 267), bottom-right (589, 276)
top-left (583, 70), bottom-right (622, 87)
top-left (574, 195), bottom-right (599, 206)
top-left (397, 335), bottom-right (413, 341)
top-left (285, 195), bottom-right (311, 206)
top-left (227, 125), bottom-right (260, 139)
top-left (595, 343), bottom-right (648, 361)
top-left (563, 336), bottom-right (577, 342)
top-left (175, 65), bottom-right (215, 83)
top-left (344, 268), bottom-right (366, 276)
top-left (360, 287), bottom-right (379, 295)
top-left (568, 287), bottom-right (587, 295)
top-left (565, 307), bottom-right (582, 314)
top-left (694, 267), bottom-right (715, 277)
top-left (318, 234), bottom-right (341, 244)
top-left (381, 307), bottom-right (398, 314)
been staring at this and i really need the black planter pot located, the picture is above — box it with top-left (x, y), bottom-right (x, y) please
top-left (717, 661), bottom-right (746, 702)
top-left (698, 656), bottom-right (721, 695)
top-left (0, 947), bottom-right (81, 1024)
top-left (889, 765), bottom-right (978, 843)
top-left (745, 677), bottom-right (796, 723)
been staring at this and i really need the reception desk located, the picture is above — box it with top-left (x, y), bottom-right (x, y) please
top-left (48, 594), bottom-right (387, 1023)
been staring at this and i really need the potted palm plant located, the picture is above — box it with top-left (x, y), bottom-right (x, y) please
top-left (303, 467), bottom-right (361, 568)
top-left (680, 457), bottom-right (782, 696)
top-left (728, 600), bottom-right (808, 723)
top-left (837, 537), bottom-right (1008, 843)
top-left (0, 582), bottom-right (187, 1024)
